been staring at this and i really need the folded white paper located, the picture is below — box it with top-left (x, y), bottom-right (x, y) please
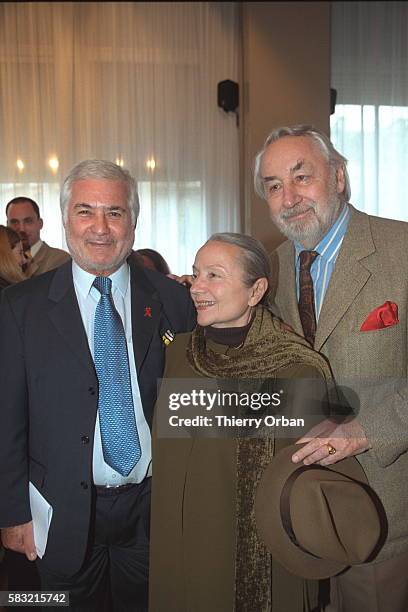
top-left (29, 482), bottom-right (53, 559)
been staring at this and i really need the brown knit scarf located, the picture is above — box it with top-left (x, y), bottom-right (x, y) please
top-left (187, 306), bottom-right (332, 380)
top-left (186, 306), bottom-right (333, 612)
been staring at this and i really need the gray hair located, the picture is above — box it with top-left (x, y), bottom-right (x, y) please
top-left (253, 125), bottom-right (351, 203)
top-left (60, 159), bottom-right (140, 225)
top-left (207, 232), bottom-right (271, 304)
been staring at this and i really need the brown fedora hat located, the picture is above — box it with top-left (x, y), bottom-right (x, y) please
top-left (255, 444), bottom-right (387, 579)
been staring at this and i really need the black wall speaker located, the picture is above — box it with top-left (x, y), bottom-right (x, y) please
top-left (330, 88), bottom-right (337, 115)
top-left (218, 80), bottom-right (239, 113)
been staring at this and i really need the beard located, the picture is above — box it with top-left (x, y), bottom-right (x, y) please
top-left (271, 188), bottom-right (345, 250)
top-left (65, 226), bottom-right (134, 275)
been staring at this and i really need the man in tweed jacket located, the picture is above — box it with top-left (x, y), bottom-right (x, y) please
top-left (254, 125), bottom-right (408, 611)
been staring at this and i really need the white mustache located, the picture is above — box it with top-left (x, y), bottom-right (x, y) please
top-left (281, 204), bottom-right (316, 220)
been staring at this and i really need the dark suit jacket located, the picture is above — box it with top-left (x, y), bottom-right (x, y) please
top-left (0, 258), bottom-right (196, 576)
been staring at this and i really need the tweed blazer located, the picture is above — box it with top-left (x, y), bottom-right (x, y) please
top-left (272, 204), bottom-right (408, 561)
top-left (27, 241), bottom-right (71, 277)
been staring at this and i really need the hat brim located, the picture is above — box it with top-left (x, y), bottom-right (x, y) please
top-left (255, 443), bottom-right (375, 579)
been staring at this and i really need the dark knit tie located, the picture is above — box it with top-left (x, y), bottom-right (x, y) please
top-left (298, 250), bottom-right (318, 346)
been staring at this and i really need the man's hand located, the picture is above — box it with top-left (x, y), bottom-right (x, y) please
top-left (292, 418), bottom-right (371, 466)
top-left (1, 521), bottom-right (37, 561)
top-left (167, 273), bottom-right (193, 288)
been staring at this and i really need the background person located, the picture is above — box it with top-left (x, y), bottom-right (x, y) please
top-left (254, 124), bottom-right (408, 611)
top-left (6, 196), bottom-right (70, 276)
top-left (134, 248), bottom-right (170, 275)
top-left (0, 224), bottom-right (33, 595)
top-left (150, 232), bottom-right (337, 612)
top-left (0, 225), bottom-right (26, 291)
top-left (0, 160), bottom-right (195, 611)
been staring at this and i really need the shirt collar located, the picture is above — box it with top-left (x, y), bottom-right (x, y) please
top-left (294, 203), bottom-right (350, 260)
top-left (30, 239), bottom-right (43, 258)
top-left (72, 260), bottom-right (130, 299)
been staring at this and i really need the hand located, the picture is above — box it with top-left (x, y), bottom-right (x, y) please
top-left (167, 273), bottom-right (193, 288)
top-left (291, 418), bottom-right (371, 466)
top-left (1, 521), bottom-right (37, 561)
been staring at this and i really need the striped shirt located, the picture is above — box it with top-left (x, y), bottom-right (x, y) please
top-left (294, 204), bottom-right (351, 320)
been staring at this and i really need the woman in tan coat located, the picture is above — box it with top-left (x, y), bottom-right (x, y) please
top-left (149, 233), bottom-right (333, 612)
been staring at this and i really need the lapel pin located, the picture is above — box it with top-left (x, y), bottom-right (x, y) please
top-left (144, 306), bottom-right (152, 318)
top-left (162, 330), bottom-right (175, 346)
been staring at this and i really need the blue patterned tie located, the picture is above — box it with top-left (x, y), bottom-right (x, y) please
top-left (93, 276), bottom-right (141, 476)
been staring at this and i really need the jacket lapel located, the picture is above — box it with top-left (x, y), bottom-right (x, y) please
top-left (47, 259), bottom-right (163, 379)
top-left (315, 206), bottom-right (375, 350)
top-left (47, 261), bottom-right (95, 376)
top-left (27, 259), bottom-right (39, 277)
top-left (26, 244), bottom-right (44, 277)
top-left (129, 261), bottom-right (163, 375)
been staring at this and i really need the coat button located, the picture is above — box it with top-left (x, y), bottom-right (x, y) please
top-left (88, 387), bottom-right (96, 395)
top-left (80, 481), bottom-right (88, 489)
top-left (81, 435), bottom-right (90, 444)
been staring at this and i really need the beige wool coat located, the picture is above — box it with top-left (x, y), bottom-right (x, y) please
top-left (26, 241), bottom-right (70, 277)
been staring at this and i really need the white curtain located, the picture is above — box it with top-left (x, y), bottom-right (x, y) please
top-left (330, 1), bottom-right (408, 222)
top-left (0, 2), bottom-right (240, 273)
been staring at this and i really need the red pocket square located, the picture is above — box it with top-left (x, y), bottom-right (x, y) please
top-left (360, 301), bottom-right (399, 332)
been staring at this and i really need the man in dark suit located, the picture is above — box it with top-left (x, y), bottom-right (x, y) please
top-left (0, 160), bottom-right (196, 610)
top-left (6, 196), bottom-right (70, 276)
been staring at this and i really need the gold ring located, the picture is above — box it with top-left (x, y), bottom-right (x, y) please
top-left (327, 443), bottom-right (337, 456)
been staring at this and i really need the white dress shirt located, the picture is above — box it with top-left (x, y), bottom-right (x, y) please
top-left (29, 239), bottom-right (43, 258)
top-left (72, 260), bottom-right (151, 485)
